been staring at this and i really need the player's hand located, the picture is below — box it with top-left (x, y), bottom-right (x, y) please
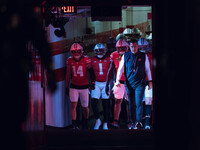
top-left (91, 82), bottom-right (95, 90)
top-left (66, 88), bottom-right (69, 96)
top-left (105, 84), bottom-right (110, 96)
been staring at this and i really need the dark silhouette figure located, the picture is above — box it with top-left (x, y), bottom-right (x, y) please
top-left (0, 0), bottom-right (56, 149)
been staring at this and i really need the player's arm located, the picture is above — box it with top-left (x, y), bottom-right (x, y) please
top-left (145, 54), bottom-right (152, 90)
top-left (87, 63), bottom-right (96, 89)
top-left (115, 55), bottom-right (125, 87)
top-left (106, 60), bottom-right (115, 86)
top-left (105, 60), bottom-right (116, 95)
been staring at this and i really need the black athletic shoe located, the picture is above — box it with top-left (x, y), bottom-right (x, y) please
top-left (72, 125), bottom-right (79, 130)
top-left (127, 122), bottom-right (134, 129)
top-left (111, 121), bottom-right (120, 128)
top-left (82, 125), bottom-right (90, 130)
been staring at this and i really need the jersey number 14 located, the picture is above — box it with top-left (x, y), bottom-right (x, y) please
top-left (72, 66), bottom-right (84, 77)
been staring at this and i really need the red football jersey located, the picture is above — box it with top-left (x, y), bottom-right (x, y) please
top-left (146, 52), bottom-right (152, 81)
top-left (110, 51), bottom-right (126, 81)
top-left (66, 56), bottom-right (91, 86)
top-left (91, 56), bottom-right (111, 82)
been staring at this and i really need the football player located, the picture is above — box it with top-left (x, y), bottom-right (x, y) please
top-left (91, 43), bottom-right (111, 130)
top-left (66, 43), bottom-right (95, 130)
top-left (106, 39), bottom-right (131, 128)
top-left (138, 38), bottom-right (153, 129)
top-left (123, 28), bottom-right (133, 42)
top-left (106, 37), bottom-right (117, 55)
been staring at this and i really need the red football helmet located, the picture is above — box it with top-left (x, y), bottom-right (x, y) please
top-left (93, 43), bottom-right (107, 58)
top-left (115, 39), bottom-right (129, 54)
top-left (70, 43), bottom-right (83, 59)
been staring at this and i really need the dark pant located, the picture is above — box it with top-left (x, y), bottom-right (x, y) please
top-left (91, 98), bottom-right (109, 122)
top-left (125, 84), bottom-right (145, 123)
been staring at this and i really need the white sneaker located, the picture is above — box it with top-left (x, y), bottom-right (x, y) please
top-left (145, 125), bottom-right (151, 129)
top-left (133, 122), bottom-right (143, 129)
top-left (103, 122), bottom-right (108, 130)
top-left (94, 118), bottom-right (101, 130)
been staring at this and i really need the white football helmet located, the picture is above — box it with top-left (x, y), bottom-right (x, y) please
top-left (116, 33), bottom-right (127, 41)
top-left (123, 28), bottom-right (133, 42)
top-left (116, 39), bottom-right (129, 54)
top-left (94, 43), bottom-right (107, 58)
top-left (133, 28), bottom-right (143, 35)
top-left (138, 38), bottom-right (149, 53)
top-left (70, 43), bottom-right (83, 59)
top-left (123, 28), bottom-right (133, 35)
top-left (146, 32), bottom-right (152, 40)
top-left (132, 28), bottom-right (142, 40)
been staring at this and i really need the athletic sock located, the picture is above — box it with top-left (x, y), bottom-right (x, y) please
top-left (72, 120), bottom-right (77, 126)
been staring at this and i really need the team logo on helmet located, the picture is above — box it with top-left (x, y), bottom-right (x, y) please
top-left (70, 43), bottom-right (83, 59)
top-left (94, 43), bottom-right (107, 58)
top-left (116, 39), bottom-right (129, 54)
